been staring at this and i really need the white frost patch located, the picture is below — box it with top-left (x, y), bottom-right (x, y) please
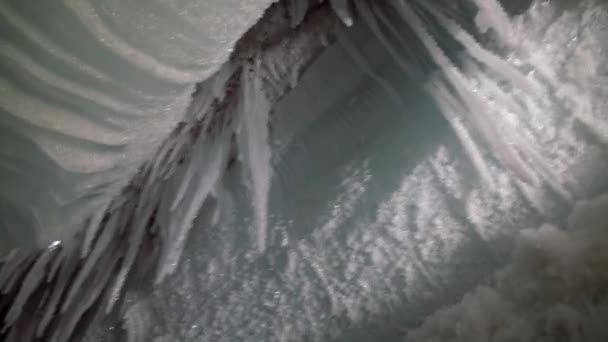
top-left (407, 195), bottom-right (608, 341)
top-left (471, 0), bottom-right (514, 44)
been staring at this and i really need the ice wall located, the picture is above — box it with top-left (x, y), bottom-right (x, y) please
top-left (0, 0), bottom-right (274, 254)
top-left (2, 0), bottom-right (608, 341)
top-left (120, 1), bottom-right (608, 341)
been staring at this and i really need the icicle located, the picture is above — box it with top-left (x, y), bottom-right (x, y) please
top-left (238, 60), bottom-right (273, 254)
top-left (156, 130), bottom-right (229, 283)
top-left (81, 204), bottom-right (108, 258)
top-left (370, 2), bottom-right (432, 70)
top-left (330, 0), bottom-right (354, 26)
top-left (4, 252), bottom-right (52, 328)
top-left (1, 254), bottom-right (35, 295)
top-left (170, 158), bottom-right (195, 211)
top-left (461, 61), bottom-right (574, 196)
top-left (429, 80), bottom-right (496, 187)
top-left (419, 1), bottom-right (571, 193)
top-left (37, 240), bottom-right (79, 338)
top-left (335, 26), bottom-right (403, 105)
top-left (187, 64), bottom-right (234, 123)
top-left (48, 246), bottom-right (65, 283)
top-left (51, 249), bottom-right (120, 342)
top-left (352, 0), bottom-right (417, 76)
top-left (148, 138), bottom-right (175, 183)
top-left (288, 0), bottom-right (310, 28)
top-left (416, 1), bottom-right (533, 93)
top-left (0, 249), bottom-right (23, 290)
top-left (163, 136), bottom-right (188, 180)
top-left (60, 209), bottom-right (120, 313)
top-left (470, 0), bottom-right (514, 44)
top-left (393, 0), bottom-right (537, 185)
top-left (106, 178), bottom-right (161, 313)
top-left (212, 63), bottom-right (236, 100)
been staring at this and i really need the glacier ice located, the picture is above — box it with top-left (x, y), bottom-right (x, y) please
top-left (0, 0), bottom-right (274, 255)
top-left (1, 0), bottom-right (608, 341)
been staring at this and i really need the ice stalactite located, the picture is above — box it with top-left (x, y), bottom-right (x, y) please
top-left (288, 0), bottom-right (309, 27)
top-left (416, 1), bottom-right (533, 93)
top-left (393, 0), bottom-right (537, 186)
top-left (237, 60), bottom-right (274, 254)
top-left (262, 0), bottom-right (563, 254)
top-left (329, 0), bottom-right (355, 26)
top-left (4, 251), bottom-right (53, 328)
top-left (332, 0), bottom-right (575, 193)
top-left (156, 130), bottom-right (231, 282)
top-left (81, 206), bottom-right (108, 258)
top-left (0, 56), bottom-right (240, 340)
top-left (334, 26), bottom-right (404, 123)
top-left (429, 80), bottom-right (496, 187)
top-left (150, 63), bottom-right (237, 284)
top-left (323, 0), bottom-right (594, 204)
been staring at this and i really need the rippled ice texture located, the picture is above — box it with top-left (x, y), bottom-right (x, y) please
top-left (0, 0), bottom-right (273, 253)
top-left (102, 1), bottom-right (608, 341)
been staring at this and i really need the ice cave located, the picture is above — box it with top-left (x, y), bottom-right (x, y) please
top-left (1, 0), bottom-right (608, 341)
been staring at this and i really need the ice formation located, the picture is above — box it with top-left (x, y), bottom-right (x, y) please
top-left (135, 1), bottom-right (606, 341)
top-left (0, 0), bottom-right (274, 254)
top-left (407, 195), bottom-right (608, 342)
top-left (1, 0), bottom-right (608, 341)
top-left (237, 60), bottom-right (273, 253)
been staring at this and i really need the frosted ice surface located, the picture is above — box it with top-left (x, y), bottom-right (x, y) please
top-left (0, 0), bottom-right (275, 254)
top-left (408, 196), bottom-right (608, 341)
top-left (133, 1), bottom-right (608, 341)
top-left (2, 0), bottom-right (606, 340)
top-left (156, 130), bottom-right (231, 282)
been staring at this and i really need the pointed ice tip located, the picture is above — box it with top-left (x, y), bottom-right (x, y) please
top-left (342, 17), bottom-right (354, 27)
top-left (47, 240), bottom-right (61, 250)
top-left (329, 0), bottom-right (354, 27)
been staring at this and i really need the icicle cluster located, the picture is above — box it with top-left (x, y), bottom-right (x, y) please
top-left (336, 0), bottom-right (580, 200)
top-left (0, 0), bottom-right (573, 340)
top-left (0, 1), bottom-right (339, 341)
top-left (0, 61), bottom-right (247, 342)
